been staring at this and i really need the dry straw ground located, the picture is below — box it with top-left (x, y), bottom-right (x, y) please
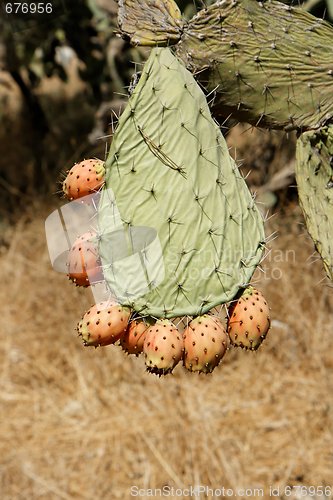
top-left (0, 200), bottom-right (333, 500)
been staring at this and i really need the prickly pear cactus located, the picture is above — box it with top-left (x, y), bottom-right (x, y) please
top-left (296, 125), bottom-right (333, 281)
top-left (98, 48), bottom-right (265, 318)
top-left (119, 0), bottom-right (333, 131)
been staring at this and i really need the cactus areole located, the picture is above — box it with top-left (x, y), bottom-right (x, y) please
top-left (98, 48), bottom-right (265, 318)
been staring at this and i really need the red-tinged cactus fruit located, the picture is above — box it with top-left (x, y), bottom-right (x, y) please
top-left (227, 286), bottom-right (271, 351)
top-left (77, 301), bottom-right (131, 347)
top-left (67, 231), bottom-right (103, 287)
top-left (143, 319), bottom-right (184, 376)
top-left (63, 159), bottom-right (105, 201)
top-left (120, 319), bottom-right (149, 356)
top-left (183, 315), bottom-right (229, 374)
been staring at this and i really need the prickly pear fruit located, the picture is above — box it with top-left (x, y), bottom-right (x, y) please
top-left (143, 319), bottom-right (184, 376)
top-left (63, 159), bottom-right (105, 201)
top-left (227, 286), bottom-right (270, 350)
top-left (77, 301), bottom-right (131, 347)
top-left (67, 231), bottom-right (103, 287)
top-left (120, 319), bottom-right (149, 356)
top-left (183, 315), bottom-right (229, 374)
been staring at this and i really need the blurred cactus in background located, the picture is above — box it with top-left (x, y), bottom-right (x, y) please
top-left (0, 0), bottom-right (144, 203)
top-left (296, 126), bottom-right (333, 281)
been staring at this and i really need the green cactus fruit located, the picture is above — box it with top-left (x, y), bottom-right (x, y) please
top-left (66, 231), bottom-right (103, 287)
top-left (143, 319), bottom-right (184, 375)
top-left (78, 301), bottom-right (131, 347)
top-left (227, 286), bottom-right (270, 350)
top-left (120, 318), bottom-right (150, 355)
top-left (296, 125), bottom-right (333, 281)
top-left (183, 315), bottom-right (229, 374)
top-left (98, 47), bottom-right (265, 318)
top-left (119, 0), bottom-right (333, 131)
top-left (63, 159), bottom-right (105, 201)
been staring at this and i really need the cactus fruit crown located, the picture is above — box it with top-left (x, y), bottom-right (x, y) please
top-left (98, 47), bottom-right (265, 319)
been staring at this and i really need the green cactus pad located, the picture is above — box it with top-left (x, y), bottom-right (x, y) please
top-left (296, 126), bottom-right (333, 281)
top-left (177, 0), bottom-right (333, 131)
top-left (118, 0), bottom-right (182, 46)
top-left (119, 0), bottom-right (333, 131)
top-left (98, 48), bottom-right (265, 318)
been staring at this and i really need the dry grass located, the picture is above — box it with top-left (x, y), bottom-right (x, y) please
top-left (0, 201), bottom-right (333, 500)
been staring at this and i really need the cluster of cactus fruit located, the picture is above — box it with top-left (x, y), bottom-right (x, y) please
top-left (61, 151), bottom-right (270, 376)
top-left (73, 291), bottom-right (270, 376)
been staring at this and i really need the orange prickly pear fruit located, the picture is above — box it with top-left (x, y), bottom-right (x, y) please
top-left (227, 286), bottom-right (271, 350)
top-left (77, 301), bottom-right (131, 347)
top-left (183, 315), bottom-right (229, 374)
top-left (63, 159), bottom-right (105, 201)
